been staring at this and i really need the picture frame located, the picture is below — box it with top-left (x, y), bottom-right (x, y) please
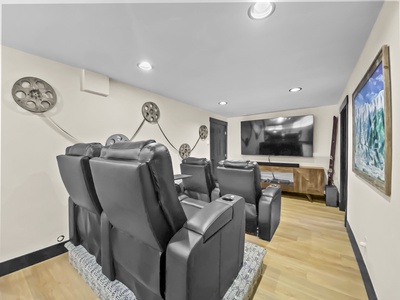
top-left (352, 45), bottom-right (392, 196)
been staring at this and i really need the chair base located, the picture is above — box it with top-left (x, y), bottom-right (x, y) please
top-left (65, 241), bottom-right (266, 300)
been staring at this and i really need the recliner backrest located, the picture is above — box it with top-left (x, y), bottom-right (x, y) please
top-left (56, 142), bottom-right (103, 262)
top-left (90, 140), bottom-right (187, 299)
top-left (217, 160), bottom-right (262, 206)
top-left (57, 143), bottom-right (103, 214)
top-left (92, 140), bottom-right (187, 249)
top-left (180, 157), bottom-right (216, 202)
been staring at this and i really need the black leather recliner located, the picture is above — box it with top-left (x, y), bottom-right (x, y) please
top-left (89, 140), bottom-right (245, 300)
top-left (179, 157), bottom-right (217, 202)
top-left (56, 142), bottom-right (103, 264)
top-left (215, 160), bottom-right (281, 241)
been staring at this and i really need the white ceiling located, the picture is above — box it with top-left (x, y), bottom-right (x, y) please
top-left (2, 1), bottom-right (383, 117)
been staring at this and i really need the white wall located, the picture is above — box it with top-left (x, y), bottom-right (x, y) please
top-left (2, 7), bottom-right (399, 299)
top-left (228, 105), bottom-right (338, 181)
top-left (0, 6), bottom-right (3, 260)
top-left (339, 2), bottom-right (400, 299)
top-left (0, 46), bottom-right (224, 262)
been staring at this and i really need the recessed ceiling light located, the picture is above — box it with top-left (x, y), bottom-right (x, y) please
top-left (219, 101), bottom-right (228, 105)
top-left (138, 61), bottom-right (152, 71)
top-left (248, 2), bottom-right (276, 20)
top-left (289, 87), bottom-right (302, 93)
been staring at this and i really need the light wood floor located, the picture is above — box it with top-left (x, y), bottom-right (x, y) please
top-left (0, 195), bottom-right (367, 300)
top-left (249, 194), bottom-right (367, 300)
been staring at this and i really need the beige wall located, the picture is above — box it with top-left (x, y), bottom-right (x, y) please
top-left (2, 4), bottom-right (399, 298)
top-left (338, 2), bottom-right (400, 299)
top-left (0, 14), bottom-right (3, 260)
top-left (0, 46), bottom-right (223, 262)
top-left (227, 105), bottom-right (338, 181)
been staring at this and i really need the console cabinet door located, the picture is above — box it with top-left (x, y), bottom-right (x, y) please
top-left (294, 168), bottom-right (325, 195)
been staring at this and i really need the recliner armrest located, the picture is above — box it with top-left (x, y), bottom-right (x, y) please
top-left (211, 186), bottom-right (220, 201)
top-left (258, 185), bottom-right (281, 241)
top-left (185, 197), bottom-right (236, 241)
top-left (262, 184), bottom-right (280, 198)
top-left (100, 212), bottom-right (115, 280)
top-left (68, 198), bottom-right (78, 246)
top-left (166, 196), bottom-right (245, 300)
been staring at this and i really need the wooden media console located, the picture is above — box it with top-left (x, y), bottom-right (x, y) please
top-left (259, 164), bottom-right (325, 201)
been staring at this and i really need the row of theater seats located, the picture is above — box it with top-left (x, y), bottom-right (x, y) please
top-left (179, 157), bottom-right (281, 241)
top-left (56, 140), bottom-right (246, 300)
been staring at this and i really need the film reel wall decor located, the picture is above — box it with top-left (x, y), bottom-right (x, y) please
top-left (199, 125), bottom-right (208, 140)
top-left (12, 77), bottom-right (57, 113)
top-left (11, 76), bottom-right (81, 143)
top-left (11, 82), bottom-right (208, 158)
top-left (142, 102), bottom-right (160, 123)
top-left (137, 102), bottom-right (209, 159)
top-left (103, 102), bottom-right (209, 159)
top-left (179, 143), bottom-right (191, 159)
top-left (105, 134), bottom-right (129, 146)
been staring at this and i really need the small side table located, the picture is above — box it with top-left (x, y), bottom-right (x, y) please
top-left (173, 174), bottom-right (192, 194)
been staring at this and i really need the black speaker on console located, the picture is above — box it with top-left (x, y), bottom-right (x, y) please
top-left (325, 185), bottom-right (338, 207)
top-left (258, 162), bottom-right (300, 168)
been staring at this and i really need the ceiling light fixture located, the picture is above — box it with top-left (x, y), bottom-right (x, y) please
top-left (248, 2), bottom-right (276, 20)
top-left (138, 61), bottom-right (152, 71)
top-left (219, 101), bottom-right (228, 105)
top-left (289, 87), bottom-right (302, 93)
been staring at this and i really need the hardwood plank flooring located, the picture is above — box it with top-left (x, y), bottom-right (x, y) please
top-left (0, 254), bottom-right (97, 300)
top-left (249, 194), bottom-right (367, 300)
top-left (0, 195), bottom-right (367, 300)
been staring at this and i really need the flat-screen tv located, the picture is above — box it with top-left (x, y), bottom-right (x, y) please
top-left (241, 115), bottom-right (314, 157)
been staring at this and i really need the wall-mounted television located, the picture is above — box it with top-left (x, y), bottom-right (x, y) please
top-left (241, 115), bottom-right (314, 157)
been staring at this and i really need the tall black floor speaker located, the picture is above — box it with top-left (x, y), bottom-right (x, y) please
top-left (325, 185), bottom-right (338, 207)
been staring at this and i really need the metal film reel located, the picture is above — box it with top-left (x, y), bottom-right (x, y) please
top-left (199, 125), bottom-right (208, 140)
top-left (105, 134), bottom-right (129, 146)
top-left (179, 143), bottom-right (191, 159)
top-left (12, 77), bottom-right (57, 113)
top-left (142, 102), bottom-right (160, 123)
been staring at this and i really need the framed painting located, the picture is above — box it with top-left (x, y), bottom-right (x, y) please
top-left (352, 45), bottom-right (392, 195)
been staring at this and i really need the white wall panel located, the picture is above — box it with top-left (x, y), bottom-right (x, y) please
top-left (0, 47), bottom-right (222, 262)
top-left (337, 2), bottom-right (400, 299)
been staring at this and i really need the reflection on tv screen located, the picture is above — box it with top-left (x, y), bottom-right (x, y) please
top-left (241, 115), bottom-right (314, 157)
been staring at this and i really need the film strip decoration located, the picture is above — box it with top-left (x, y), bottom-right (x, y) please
top-left (12, 76), bottom-right (82, 143)
top-left (108, 102), bottom-right (208, 159)
top-left (11, 80), bottom-right (208, 159)
top-left (179, 125), bottom-right (208, 159)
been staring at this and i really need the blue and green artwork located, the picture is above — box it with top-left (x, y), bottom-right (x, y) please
top-left (353, 62), bottom-right (385, 182)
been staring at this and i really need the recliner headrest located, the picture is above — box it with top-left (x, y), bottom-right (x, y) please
top-left (182, 157), bottom-right (208, 165)
top-left (65, 143), bottom-right (102, 158)
top-left (100, 140), bottom-right (156, 160)
top-left (219, 160), bottom-right (257, 169)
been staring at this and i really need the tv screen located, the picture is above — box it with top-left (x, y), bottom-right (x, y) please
top-left (241, 115), bottom-right (314, 157)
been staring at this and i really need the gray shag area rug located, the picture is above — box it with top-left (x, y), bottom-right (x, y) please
top-left (65, 241), bottom-right (266, 300)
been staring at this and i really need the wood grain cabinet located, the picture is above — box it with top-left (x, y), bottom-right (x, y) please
top-left (260, 165), bottom-right (325, 200)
